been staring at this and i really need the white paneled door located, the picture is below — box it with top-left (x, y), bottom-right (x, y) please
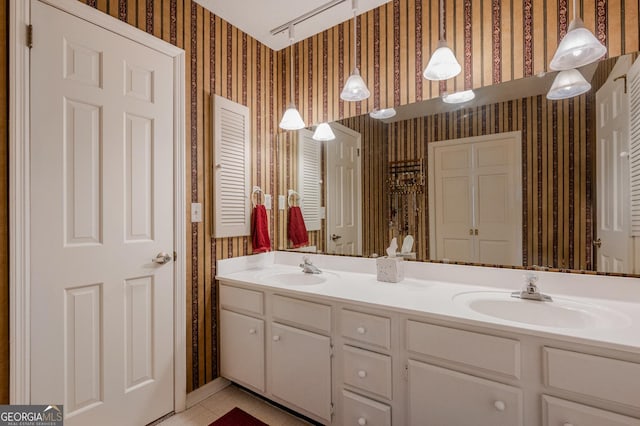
top-left (326, 123), bottom-right (362, 255)
top-left (596, 56), bottom-right (633, 273)
top-left (30, 2), bottom-right (175, 425)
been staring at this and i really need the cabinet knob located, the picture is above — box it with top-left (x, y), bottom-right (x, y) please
top-left (357, 370), bottom-right (367, 378)
top-left (248, 328), bottom-right (256, 334)
top-left (358, 417), bottom-right (367, 425)
top-left (493, 400), bottom-right (506, 411)
top-left (272, 335), bottom-right (280, 342)
top-left (356, 326), bottom-right (366, 334)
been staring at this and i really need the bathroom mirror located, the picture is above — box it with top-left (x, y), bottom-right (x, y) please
top-left (276, 52), bottom-right (640, 276)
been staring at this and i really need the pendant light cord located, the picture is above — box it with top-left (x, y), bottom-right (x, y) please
top-left (289, 24), bottom-right (294, 105)
top-left (353, 0), bottom-right (358, 70)
top-left (439, 0), bottom-right (444, 41)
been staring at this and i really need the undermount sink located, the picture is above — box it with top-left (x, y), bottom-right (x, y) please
top-left (453, 291), bottom-right (631, 329)
top-left (259, 271), bottom-right (336, 286)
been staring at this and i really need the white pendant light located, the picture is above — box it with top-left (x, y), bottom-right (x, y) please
top-left (340, 0), bottom-right (370, 102)
top-left (442, 89), bottom-right (475, 104)
top-left (423, 0), bottom-right (461, 81)
top-left (546, 69), bottom-right (591, 100)
top-left (279, 25), bottom-right (305, 130)
top-left (549, 0), bottom-right (606, 71)
top-left (312, 122), bottom-right (336, 141)
top-left (369, 108), bottom-right (397, 119)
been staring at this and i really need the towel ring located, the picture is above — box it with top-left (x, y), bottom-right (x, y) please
top-left (252, 186), bottom-right (264, 207)
top-left (287, 189), bottom-right (301, 207)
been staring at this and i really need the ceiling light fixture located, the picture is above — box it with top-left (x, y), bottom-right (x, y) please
top-left (279, 25), bottom-right (306, 130)
top-left (340, 0), bottom-right (370, 101)
top-left (549, 0), bottom-right (607, 70)
top-left (546, 69), bottom-right (591, 100)
top-left (369, 108), bottom-right (397, 119)
top-left (442, 89), bottom-right (475, 104)
top-left (423, 0), bottom-right (461, 81)
top-left (312, 122), bottom-right (336, 141)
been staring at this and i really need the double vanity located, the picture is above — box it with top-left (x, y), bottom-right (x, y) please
top-left (216, 251), bottom-right (640, 426)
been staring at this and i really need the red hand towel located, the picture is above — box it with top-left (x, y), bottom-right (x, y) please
top-left (288, 206), bottom-right (309, 248)
top-left (251, 205), bottom-right (271, 253)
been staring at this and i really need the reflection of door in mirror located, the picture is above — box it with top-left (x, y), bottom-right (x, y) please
top-left (596, 55), bottom-right (635, 273)
top-left (326, 123), bottom-right (362, 255)
top-left (429, 132), bottom-right (522, 265)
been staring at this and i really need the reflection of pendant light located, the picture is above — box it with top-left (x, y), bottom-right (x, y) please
top-left (423, 0), bottom-right (461, 81)
top-left (442, 89), bottom-right (475, 104)
top-left (312, 122), bottom-right (336, 141)
top-left (549, 0), bottom-right (606, 70)
top-left (279, 25), bottom-right (305, 130)
top-left (340, 0), bottom-right (370, 101)
top-left (546, 69), bottom-right (591, 100)
top-left (369, 108), bottom-right (397, 119)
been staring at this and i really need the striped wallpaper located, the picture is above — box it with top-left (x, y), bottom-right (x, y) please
top-left (0, 0), bottom-right (637, 398)
top-left (287, 0), bottom-right (639, 127)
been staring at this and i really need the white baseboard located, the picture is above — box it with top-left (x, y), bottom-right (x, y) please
top-left (185, 377), bottom-right (231, 409)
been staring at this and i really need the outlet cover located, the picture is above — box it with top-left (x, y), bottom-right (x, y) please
top-left (264, 194), bottom-right (272, 210)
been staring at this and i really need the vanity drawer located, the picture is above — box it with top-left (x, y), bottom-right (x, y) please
top-left (341, 309), bottom-right (391, 350)
top-left (342, 390), bottom-right (391, 426)
top-left (272, 295), bottom-right (331, 334)
top-left (542, 395), bottom-right (640, 426)
top-left (343, 345), bottom-right (392, 399)
top-left (543, 347), bottom-right (640, 409)
top-left (406, 320), bottom-right (521, 378)
top-left (408, 360), bottom-right (523, 426)
top-left (219, 284), bottom-right (263, 315)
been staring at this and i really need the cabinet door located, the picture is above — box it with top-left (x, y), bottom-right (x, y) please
top-left (270, 323), bottom-right (332, 422)
top-left (408, 360), bottom-right (523, 426)
top-left (220, 309), bottom-right (265, 392)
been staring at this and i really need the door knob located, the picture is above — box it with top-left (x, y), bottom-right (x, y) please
top-left (331, 234), bottom-right (342, 241)
top-left (152, 252), bottom-right (172, 264)
top-left (593, 238), bottom-right (602, 248)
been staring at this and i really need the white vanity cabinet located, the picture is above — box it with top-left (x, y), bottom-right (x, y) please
top-left (219, 284), bottom-right (333, 424)
top-left (219, 286), bottom-right (265, 392)
top-left (406, 319), bottom-right (524, 425)
top-left (218, 272), bottom-right (640, 426)
top-left (270, 295), bottom-right (332, 423)
top-left (408, 360), bottom-right (523, 426)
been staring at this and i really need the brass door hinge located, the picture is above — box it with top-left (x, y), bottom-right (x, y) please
top-left (27, 25), bottom-right (33, 49)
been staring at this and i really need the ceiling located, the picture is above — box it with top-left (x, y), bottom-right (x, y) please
top-left (193, 0), bottom-right (392, 51)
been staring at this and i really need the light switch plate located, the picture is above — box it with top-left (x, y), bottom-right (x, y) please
top-left (191, 202), bottom-right (202, 222)
top-left (278, 195), bottom-right (286, 210)
top-left (264, 194), bottom-right (272, 210)
top-left (320, 206), bottom-right (326, 219)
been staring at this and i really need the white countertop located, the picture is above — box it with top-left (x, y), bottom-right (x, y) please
top-left (216, 252), bottom-right (640, 353)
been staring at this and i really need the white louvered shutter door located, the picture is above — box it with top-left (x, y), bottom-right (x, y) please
top-left (629, 57), bottom-right (640, 236)
top-left (298, 129), bottom-right (322, 231)
top-left (213, 95), bottom-right (251, 237)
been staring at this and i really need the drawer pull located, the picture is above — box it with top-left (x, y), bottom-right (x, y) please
top-left (493, 400), bottom-right (506, 411)
top-left (272, 335), bottom-right (281, 342)
top-left (563, 424), bottom-right (574, 426)
top-left (357, 417), bottom-right (367, 425)
top-left (356, 326), bottom-right (367, 334)
top-left (357, 370), bottom-right (367, 378)
top-left (248, 328), bottom-right (257, 335)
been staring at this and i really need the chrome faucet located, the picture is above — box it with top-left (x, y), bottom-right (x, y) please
top-left (300, 256), bottom-right (322, 274)
top-left (511, 273), bottom-right (552, 302)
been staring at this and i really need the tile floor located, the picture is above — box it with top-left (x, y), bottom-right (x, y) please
top-left (158, 384), bottom-right (312, 426)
